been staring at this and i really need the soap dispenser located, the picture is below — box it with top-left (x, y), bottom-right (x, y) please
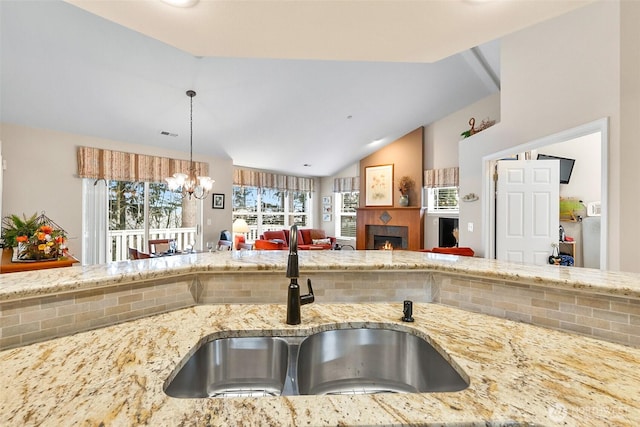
top-left (401, 300), bottom-right (415, 322)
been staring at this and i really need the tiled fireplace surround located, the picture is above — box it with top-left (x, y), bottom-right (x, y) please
top-left (2, 269), bottom-right (639, 350)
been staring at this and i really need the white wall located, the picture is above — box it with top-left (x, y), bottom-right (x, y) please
top-left (0, 139), bottom-right (3, 234)
top-left (319, 162), bottom-right (359, 238)
top-left (457, 0), bottom-right (640, 272)
top-left (421, 93), bottom-right (499, 250)
top-left (534, 133), bottom-right (601, 203)
top-left (424, 93), bottom-right (501, 170)
top-left (0, 123), bottom-right (233, 262)
top-left (619, 0), bottom-right (640, 274)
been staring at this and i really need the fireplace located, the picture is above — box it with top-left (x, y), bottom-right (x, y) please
top-left (366, 225), bottom-right (408, 249)
top-left (439, 217), bottom-right (459, 247)
top-left (357, 207), bottom-right (424, 250)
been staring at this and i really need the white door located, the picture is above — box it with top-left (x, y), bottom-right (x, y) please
top-left (496, 160), bottom-right (559, 265)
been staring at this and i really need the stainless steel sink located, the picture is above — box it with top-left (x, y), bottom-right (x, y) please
top-left (164, 328), bottom-right (468, 398)
top-left (164, 336), bottom-right (290, 398)
top-left (296, 328), bottom-right (469, 395)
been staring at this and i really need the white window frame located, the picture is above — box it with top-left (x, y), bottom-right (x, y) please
top-left (334, 191), bottom-right (358, 239)
top-left (83, 179), bottom-right (201, 264)
top-left (424, 186), bottom-right (460, 214)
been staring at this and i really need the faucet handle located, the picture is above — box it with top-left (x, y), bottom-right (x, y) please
top-left (300, 278), bottom-right (315, 305)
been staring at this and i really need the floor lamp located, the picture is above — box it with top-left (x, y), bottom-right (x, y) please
top-left (232, 218), bottom-right (249, 250)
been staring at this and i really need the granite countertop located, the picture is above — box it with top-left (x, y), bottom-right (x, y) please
top-left (2, 250), bottom-right (640, 302)
top-left (1, 302), bottom-right (638, 426)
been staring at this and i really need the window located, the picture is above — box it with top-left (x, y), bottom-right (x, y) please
top-left (335, 191), bottom-right (359, 238)
top-left (78, 146), bottom-right (207, 264)
top-left (426, 186), bottom-right (459, 213)
top-left (107, 180), bottom-right (197, 262)
top-left (232, 185), bottom-right (311, 240)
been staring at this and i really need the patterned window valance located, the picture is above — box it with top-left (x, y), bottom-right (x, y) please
top-left (333, 176), bottom-right (360, 193)
top-left (233, 168), bottom-right (314, 192)
top-left (424, 167), bottom-right (459, 188)
top-left (77, 146), bottom-right (209, 183)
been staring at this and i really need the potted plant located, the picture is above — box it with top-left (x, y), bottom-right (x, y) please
top-left (1, 213), bottom-right (67, 260)
top-left (2, 213), bottom-right (39, 248)
top-left (397, 176), bottom-right (415, 206)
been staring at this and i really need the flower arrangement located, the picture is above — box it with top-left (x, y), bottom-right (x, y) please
top-left (397, 175), bottom-right (415, 196)
top-left (18, 225), bottom-right (66, 260)
top-left (2, 212), bottom-right (67, 261)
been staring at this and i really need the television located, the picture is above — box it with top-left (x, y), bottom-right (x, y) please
top-left (537, 154), bottom-right (576, 184)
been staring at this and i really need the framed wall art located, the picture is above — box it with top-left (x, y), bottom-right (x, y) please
top-left (365, 164), bottom-right (393, 206)
top-left (212, 193), bottom-right (225, 209)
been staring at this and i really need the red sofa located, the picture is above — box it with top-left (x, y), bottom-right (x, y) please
top-left (421, 247), bottom-right (474, 257)
top-left (258, 228), bottom-right (336, 250)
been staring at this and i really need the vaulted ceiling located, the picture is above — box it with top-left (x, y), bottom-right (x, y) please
top-left (0, 0), bottom-right (591, 176)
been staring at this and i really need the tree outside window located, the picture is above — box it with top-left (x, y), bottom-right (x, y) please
top-left (232, 185), bottom-right (310, 240)
top-left (108, 180), bottom-right (196, 261)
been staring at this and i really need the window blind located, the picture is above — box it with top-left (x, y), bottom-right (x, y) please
top-left (333, 176), bottom-right (360, 193)
top-left (77, 146), bottom-right (209, 183)
top-left (424, 167), bottom-right (459, 188)
top-left (233, 168), bottom-right (314, 192)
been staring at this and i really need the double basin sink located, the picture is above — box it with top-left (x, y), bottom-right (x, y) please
top-left (164, 327), bottom-right (469, 398)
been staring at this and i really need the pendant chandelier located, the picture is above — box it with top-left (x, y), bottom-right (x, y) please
top-left (165, 90), bottom-right (214, 200)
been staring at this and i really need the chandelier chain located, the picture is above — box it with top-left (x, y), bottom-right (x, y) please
top-left (164, 89), bottom-right (214, 200)
top-left (189, 90), bottom-right (194, 171)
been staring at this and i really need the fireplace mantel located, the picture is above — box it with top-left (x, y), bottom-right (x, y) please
top-left (356, 207), bottom-right (425, 250)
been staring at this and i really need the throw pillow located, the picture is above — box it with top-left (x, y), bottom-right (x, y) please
top-left (312, 238), bottom-right (331, 245)
top-left (309, 229), bottom-right (326, 240)
top-left (263, 230), bottom-right (287, 242)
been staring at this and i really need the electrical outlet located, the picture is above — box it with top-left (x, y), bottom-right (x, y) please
top-left (467, 222), bottom-right (474, 232)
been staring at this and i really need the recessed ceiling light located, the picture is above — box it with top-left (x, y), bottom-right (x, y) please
top-left (161, 0), bottom-right (199, 8)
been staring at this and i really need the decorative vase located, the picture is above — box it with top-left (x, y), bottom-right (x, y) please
top-left (16, 241), bottom-right (59, 261)
top-left (17, 242), bottom-right (29, 260)
top-left (399, 194), bottom-right (409, 207)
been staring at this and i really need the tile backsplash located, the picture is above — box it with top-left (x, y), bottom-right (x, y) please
top-left (2, 268), bottom-right (638, 350)
top-left (1, 271), bottom-right (432, 350)
top-left (436, 274), bottom-right (640, 347)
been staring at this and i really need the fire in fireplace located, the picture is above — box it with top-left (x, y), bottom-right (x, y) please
top-left (373, 235), bottom-right (403, 250)
top-left (366, 225), bottom-right (409, 250)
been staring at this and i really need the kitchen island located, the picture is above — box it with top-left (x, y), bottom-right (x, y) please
top-left (1, 302), bottom-right (638, 426)
top-left (2, 250), bottom-right (640, 350)
top-left (1, 250), bottom-right (639, 425)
